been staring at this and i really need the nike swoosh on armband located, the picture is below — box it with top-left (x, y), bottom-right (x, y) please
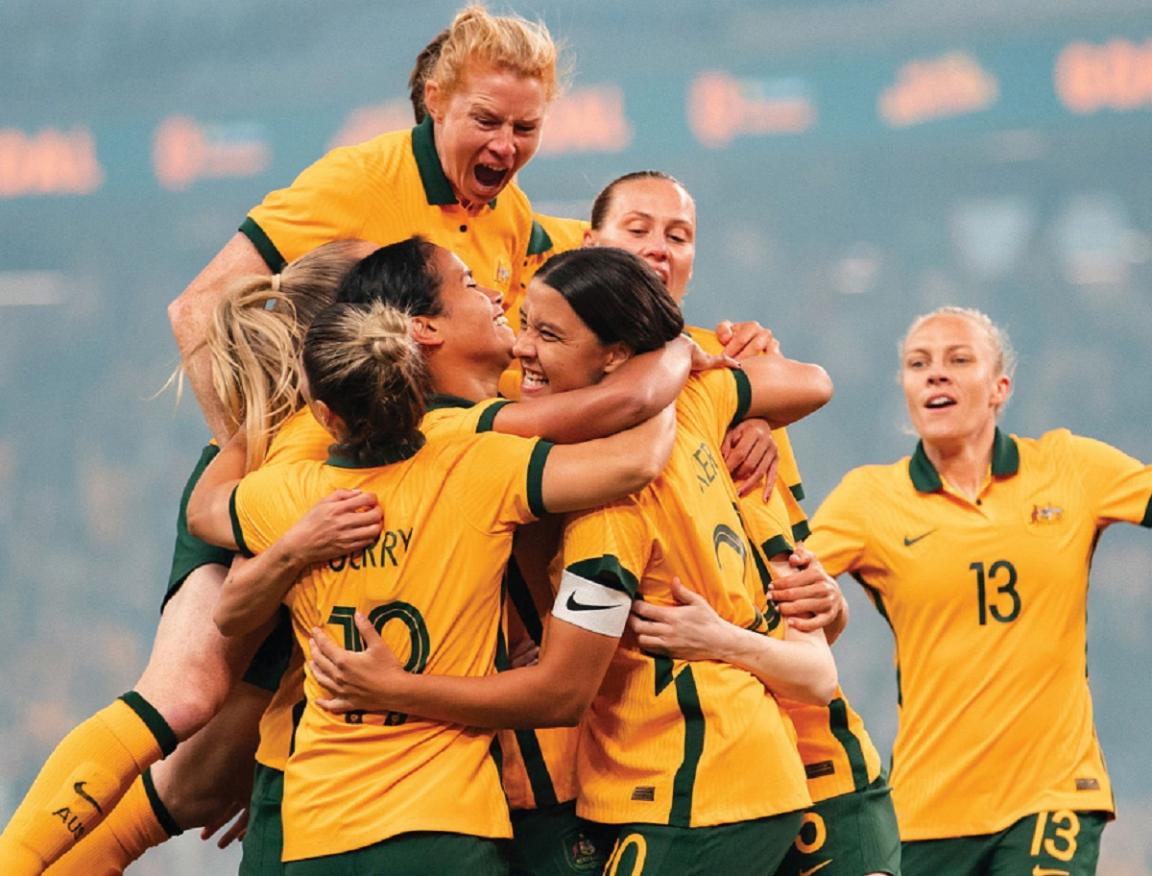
top-left (565, 592), bottom-right (618, 612)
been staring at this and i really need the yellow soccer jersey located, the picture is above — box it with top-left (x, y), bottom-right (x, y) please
top-left (808, 428), bottom-right (1152, 840)
top-left (231, 428), bottom-right (552, 861)
top-left (564, 369), bottom-right (811, 828)
top-left (684, 325), bottom-right (808, 539)
top-left (243, 116), bottom-right (535, 318)
top-left (250, 397), bottom-right (510, 774)
top-left (688, 326), bottom-right (879, 802)
top-left (735, 475), bottom-right (884, 804)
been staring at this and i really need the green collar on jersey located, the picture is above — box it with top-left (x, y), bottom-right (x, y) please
top-left (411, 116), bottom-right (497, 209)
top-left (526, 218), bottom-right (553, 256)
top-left (327, 435), bottom-right (425, 468)
top-left (426, 393), bottom-right (478, 410)
top-left (909, 427), bottom-right (1020, 493)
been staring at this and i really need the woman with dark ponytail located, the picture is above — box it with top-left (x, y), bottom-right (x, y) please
top-left (183, 282), bottom-right (677, 873)
top-left (307, 245), bottom-right (839, 876)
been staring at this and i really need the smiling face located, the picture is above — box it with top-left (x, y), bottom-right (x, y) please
top-left (425, 63), bottom-right (546, 209)
top-left (513, 279), bottom-right (626, 397)
top-left (427, 247), bottom-right (514, 368)
top-left (900, 313), bottom-right (1012, 449)
top-left (585, 176), bottom-right (696, 301)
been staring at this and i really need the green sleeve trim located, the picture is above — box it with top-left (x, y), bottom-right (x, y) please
top-left (828, 697), bottom-right (871, 792)
top-left (791, 518), bottom-right (812, 543)
top-left (119, 691), bottom-right (178, 758)
top-left (229, 487), bottom-right (254, 558)
top-left (729, 368), bottom-right (752, 430)
top-left (761, 534), bottom-right (793, 558)
top-left (789, 482), bottom-right (806, 502)
top-left (668, 665), bottom-right (705, 827)
top-left (565, 555), bottom-right (640, 598)
top-left (1141, 494), bottom-right (1152, 528)
top-left (238, 217), bottom-right (287, 271)
top-left (526, 218), bottom-right (554, 256)
top-left (141, 767), bottom-right (183, 837)
top-left (476, 399), bottom-right (513, 433)
top-left (526, 440), bottom-right (554, 517)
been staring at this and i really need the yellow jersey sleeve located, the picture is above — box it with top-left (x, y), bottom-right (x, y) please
top-left (806, 468), bottom-right (873, 579)
top-left (421, 397), bottom-right (512, 439)
top-left (684, 324), bottom-right (809, 531)
top-left (453, 433), bottom-right (554, 528)
top-left (561, 499), bottom-right (649, 599)
top-left (1061, 430), bottom-right (1152, 527)
top-left (676, 368), bottom-right (752, 449)
top-left (229, 461), bottom-right (319, 557)
top-left (244, 134), bottom-right (402, 268)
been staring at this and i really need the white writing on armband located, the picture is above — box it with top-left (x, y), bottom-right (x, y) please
top-left (551, 569), bottom-right (632, 637)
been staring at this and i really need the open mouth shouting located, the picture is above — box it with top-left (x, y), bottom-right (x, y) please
top-left (473, 162), bottom-right (509, 195)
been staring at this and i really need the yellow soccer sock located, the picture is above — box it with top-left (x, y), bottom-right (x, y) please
top-left (43, 769), bottom-right (179, 876)
top-left (0, 693), bottom-right (177, 873)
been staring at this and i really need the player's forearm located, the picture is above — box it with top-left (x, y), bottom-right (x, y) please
top-left (824, 595), bottom-right (849, 645)
top-left (719, 626), bottom-right (838, 705)
top-left (169, 232), bottom-right (270, 443)
top-left (187, 437), bottom-right (246, 548)
top-left (215, 550), bottom-right (302, 637)
top-left (594, 404), bottom-right (676, 494)
top-left (744, 357), bottom-right (834, 428)
top-left (382, 664), bottom-right (588, 729)
top-left (498, 340), bottom-right (690, 443)
top-left (541, 404), bottom-right (675, 513)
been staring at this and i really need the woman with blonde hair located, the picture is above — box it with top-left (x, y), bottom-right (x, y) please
top-left (806, 306), bottom-right (1152, 874)
top-left (0, 240), bottom-right (378, 875)
top-left (185, 279), bottom-right (678, 873)
top-left (307, 246), bottom-right (839, 876)
top-left (171, 4), bottom-right (568, 444)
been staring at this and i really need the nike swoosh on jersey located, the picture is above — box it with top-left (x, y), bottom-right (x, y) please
top-left (798, 860), bottom-right (833, 876)
top-left (903, 529), bottom-right (937, 547)
top-left (565, 592), bottom-right (617, 612)
top-left (74, 781), bottom-right (104, 815)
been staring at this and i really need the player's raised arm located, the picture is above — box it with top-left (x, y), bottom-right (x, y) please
top-left (170, 233), bottom-right (272, 443)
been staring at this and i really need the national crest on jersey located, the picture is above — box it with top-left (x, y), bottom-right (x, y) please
top-left (809, 427), bottom-right (1152, 839)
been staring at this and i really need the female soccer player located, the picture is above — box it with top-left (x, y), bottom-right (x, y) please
top-left (0, 241), bottom-right (377, 875)
top-left (171, 4), bottom-right (565, 443)
top-left (806, 307), bottom-right (1152, 874)
top-left (587, 170), bottom-right (901, 876)
top-left (308, 246), bottom-right (839, 876)
top-left (184, 236), bottom-right (731, 876)
top-left (186, 281), bottom-right (679, 873)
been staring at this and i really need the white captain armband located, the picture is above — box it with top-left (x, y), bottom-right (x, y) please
top-left (551, 569), bottom-right (633, 637)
